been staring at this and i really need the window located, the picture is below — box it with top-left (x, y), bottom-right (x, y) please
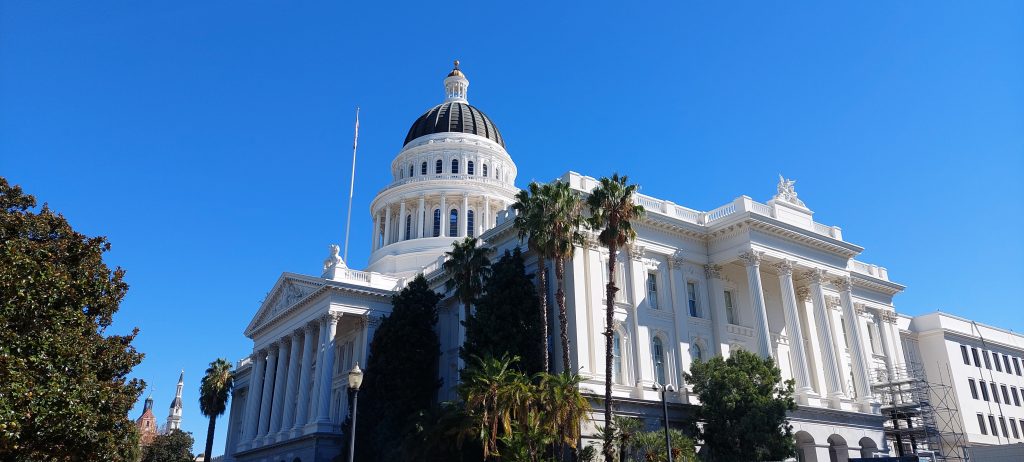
top-left (1003, 385), bottom-right (1011, 404)
top-left (432, 209), bottom-right (441, 237)
top-left (984, 350), bottom-right (992, 369)
top-left (1012, 419), bottom-right (1021, 439)
top-left (483, 164), bottom-right (488, 177)
top-left (646, 273), bottom-right (659, 309)
top-left (1015, 357), bottom-right (1022, 376)
top-left (612, 332), bottom-right (624, 384)
top-left (995, 353), bottom-right (1003, 372)
top-left (691, 342), bottom-right (703, 361)
top-left (979, 414), bottom-right (988, 435)
top-left (467, 210), bottom-right (475, 238)
top-left (867, 324), bottom-right (878, 354)
top-left (449, 209), bottom-right (458, 237)
top-left (1013, 387), bottom-right (1021, 406)
top-left (840, 318), bottom-right (850, 348)
top-left (725, 290), bottom-right (737, 324)
top-left (652, 337), bottom-right (666, 386)
top-left (972, 347), bottom-right (981, 367)
top-left (981, 381), bottom-right (990, 401)
top-left (468, 161), bottom-right (474, 175)
top-left (421, 161), bottom-right (427, 175)
top-left (496, 167), bottom-right (501, 181)
top-left (451, 159), bottom-right (459, 174)
top-left (435, 159), bottom-right (443, 174)
top-left (969, 379), bottom-right (979, 399)
top-left (990, 415), bottom-right (999, 437)
top-left (961, 345), bottom-right (971, 365)
top-left (687, 282), bottom-right (700, 317)
top-left (405, 215), bottom-right (412, 241)
top-left (1004, 354), bottom-right (1012, 373)
top-left (1000, 417), bottom-right (1009, 439)
top-left (991, 383), bottom-right (1000, 403)
top-left (409, 164), bottom-right (414, 177)
top-left (399, 168), bottom-right (403, 179)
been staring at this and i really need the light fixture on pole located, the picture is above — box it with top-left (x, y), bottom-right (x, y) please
top-left (347, 363), bottom-right (364, 462)
top-left (653, 382), bottom-right (677, 462)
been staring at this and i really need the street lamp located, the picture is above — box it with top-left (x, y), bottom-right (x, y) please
top-left (653, 383), bottom-right (677, 462)
top-left (347, 363), bottom-right (364, 462)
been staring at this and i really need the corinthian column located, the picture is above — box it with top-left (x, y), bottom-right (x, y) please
top-left (440, 194), bottom-right (448, 237)
top-left (773, 260), bottom-right (814, 398)
top-left (399, 201), bottom-right (407, 241)
top-left (461, 194), bottom-right (469, 237)
top-left (293, 322), bottom-right (317, 431)
top-left (417, 195), bottom-right (425, 238)
top-left (804, 269), bottom-right (846, 407)
top-left (739, 251), bottom-right (772, 359)
top-left (383, 204), bottom-right (392, 246)
top-left (316, 313), bottom-right (340, 425)
top-left (256, 343), bottom-right (279, 440)
top-left (268, 336), bottom-right (290, 435)
top-left (279, 329), bottom-right (303, 435)
top-left (241, 350), bottom-right (266, 445)
top-left (835, 276), bottom-right (874, 409)
top-left (704, 264), bottom-right (728, 357)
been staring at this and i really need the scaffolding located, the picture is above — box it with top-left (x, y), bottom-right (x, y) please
top-left (871, 363), bottom-right (970, 461)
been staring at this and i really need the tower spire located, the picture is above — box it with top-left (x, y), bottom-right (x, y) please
top-left (166, 370), bottom-right (184, 432)
top-left (444, 59), bottom-right (469, 103)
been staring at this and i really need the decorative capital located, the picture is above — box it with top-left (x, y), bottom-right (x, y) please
top-left (267, 341), bottom-right (280, 351)
top-left (881, 310), bottom-right (898, 324)
top-left (738, 251), bottom-right (763, 267)
top-left (670, 251), bottom-right (686, 270)
top-left (292, 327), bottom-right (304, 337)
top-left (854, 303), bottom-right (867, 315)
top-left (304, 321), bottom-right (319, 333)
top-left (704, 264), bottom-right (723, 280)
top-left (832, 276), bottom-right (853, 292)
top-left (803, 268), bottom-right (828, 284)
top-left (628, 244), bottom-right (645, 262)
top-left (322, 312), bottom-right (341, 325)
top-left (826, 296), bottom-right (842, 311)
top-left (773, 260), bottom-right (795, 277)
top-left (795, 286), bottom-right (811, 302)
top-left (254, 349), bottom-right (268, 360)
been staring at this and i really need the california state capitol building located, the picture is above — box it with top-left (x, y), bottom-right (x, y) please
top-left (221, 62), bottom-right (1005, 462)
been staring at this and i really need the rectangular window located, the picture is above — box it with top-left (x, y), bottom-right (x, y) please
top-left (1004, 354), bottom-right (1012, 373)
top-left (1012, 419), bottom-right (1021, 439)
top-left (687, 282), bottom-right (700, 317)
top-left (1015, 357), bottom-right (1022, 376)
top-left (867, 324), bottom-right (878, 354)
top-left (972, 347), bottom-right (981, 367)
top-left (968, 379), bottom-right (979, 399)
top-left (1001, 417), bottom-right (1010, 439)
top-left (992, 383), bottom-right (1001, 403)
top-left (990, 415), bottom-right (999, 437)
top-left (995, 353), bottom-right (1003, 372)
top-left (724, 290), bottom-right (737, 325)
top-left (984, 350), bottom-right (992, 369)
top-left (1002, 385), bottom-right (1011, 404)
top-left (1012, 387), bottom-right (1021, 406)
top-left (981, 381), bottom-right (990, 401)
top-left (979, 414), bottom-right (988, 435)
top-left (961, 345), bottom-right (971, 365)
top-left (646, 273), bottom-right (659, 310)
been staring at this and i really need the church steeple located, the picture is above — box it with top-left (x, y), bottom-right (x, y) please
top-left (166, 370), bottom-right (184, 431)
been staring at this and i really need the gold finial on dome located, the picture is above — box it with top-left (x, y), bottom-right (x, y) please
top-left (448, 59), bottom-right (464, 77)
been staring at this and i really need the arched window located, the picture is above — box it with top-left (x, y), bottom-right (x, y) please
top-left (612, 331), bottom-right (624, 384)
top-left (451, 159), bottom-right (460, 174)
top-left (399, 168), bottom-right (403, 179)
top-left (449, 209), bottom-right (458, 237)
top-left (378, 221), bottom-right (385, 248)
top-left (483, 164), bottom-right (488, 177)
top-left (468, 161), bottom-right (475, 175)
top-left (496, 167), bottom-right (501, 181)
top-left (467, 210), bottom-right (475, 237)
top-left (432, 209), bottom-right (441, 237)
top-left (691, 342), bottom-right (703, 361)
top-left (405, 215), bottom-right (412, 241)
top-left (435, 159), bottom-right (443, 174)
top-left (421, 161), bottom-right (427, 175)
top-left (409, 164), bottom-right (414, 177)
top-left (652, 337), bottom-right (667, 386)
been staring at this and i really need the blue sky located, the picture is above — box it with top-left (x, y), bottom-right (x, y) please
top-left (2, 1), bottom-right (1022, 456)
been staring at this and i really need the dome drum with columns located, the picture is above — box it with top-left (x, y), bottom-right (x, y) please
top-left (366, 62), bottom-right (518, 276)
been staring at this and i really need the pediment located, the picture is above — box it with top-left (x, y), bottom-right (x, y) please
top-left (244, 273), bottom-right (325, 337)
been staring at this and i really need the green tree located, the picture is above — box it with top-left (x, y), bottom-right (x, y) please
top-left (541, 181), bottom-right (585, 373)
top-left (0, 177), bottom-right (145, 461)
top-left (684, 349), bottom-right (797, 462)
top-left (462, 248), bottom-right (545, 375)
top-left (141, 429), bottom-right (194, 462)
top-left (444, 237), bottom-right (492, 337)
top-left (354, 274), bottom-right (442, 462)
top-left (198, 358), bottom-right (233, 462)
top-left (585, 173), bottom-right (644, 461)
top-left (512, 183), bottom-right (551, 372)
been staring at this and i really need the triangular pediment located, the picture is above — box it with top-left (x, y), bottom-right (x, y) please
top-left (244, 273), bottom-right (325, 337)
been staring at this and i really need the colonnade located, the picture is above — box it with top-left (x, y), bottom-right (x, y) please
top-left (371, 193), bottom-right (509, 251)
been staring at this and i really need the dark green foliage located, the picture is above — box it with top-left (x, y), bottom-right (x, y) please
top-left (684, 349), bottom-right (797, 462)
top-left (198, 358), bottom-right (233, 462)
top-left (354, 274), bottom-right (442, 462)
top-left (0, 177), bottom-right (145, 461)
top-left (461, 249), bottom-right (545, 375)
top-left (141, 430), bottom-right (194, 462)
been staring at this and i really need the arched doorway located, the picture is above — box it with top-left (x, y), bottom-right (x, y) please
top-left (858, 437), bottom-right (877, 458)
top-left (828, 434), bottom-right (849, 462)
top-left (795, 431), bottom-right (818, 462)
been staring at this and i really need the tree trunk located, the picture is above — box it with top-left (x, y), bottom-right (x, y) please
top-left (555, 258), bottom-right (571, 372)
top-left (203, 415), bottom-right (217, 462)
top-left (538, 255), bottom-right (550, 373)
top-left (603, 246), bottom-right (619, 461)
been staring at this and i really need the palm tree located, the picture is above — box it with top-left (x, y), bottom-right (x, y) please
top-left (460, 355), bottom-right (530, 459)
top-left (585, 173), bottom-right (644, 461)
top-left (198, 358), bottom-right (234, 462)
top-left (535, 371), bottom-right (590, 453)
top-left (612, 415), bottom-right (644, 461)
top-left (444, 236), bottom-right (492, 337)
top-left (512, 182), bottom-right (551, 372)
top-left (542, 181), bottom-right (585, 372)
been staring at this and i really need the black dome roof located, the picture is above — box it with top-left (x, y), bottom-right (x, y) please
top-left (403, 101), bottom-right (505, 148)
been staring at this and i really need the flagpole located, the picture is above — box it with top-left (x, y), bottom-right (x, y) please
top-left (343, 106), bottom-right (359, 263)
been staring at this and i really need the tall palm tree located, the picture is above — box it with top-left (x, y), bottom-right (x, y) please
top-left (512, 183), bottom-right (551, 372)
top-left (444, 236), bottom-right (492, 328)
top-left (542, 181), bottom-right (585, 372)
top-left (585, 173), bottom-right (644, 461)
top-left (536, 371), bottom-right (590, 452)
top-left (460, 355), bottom-right (531, 459)
top-left (198, 358), bottom-right (234, 462)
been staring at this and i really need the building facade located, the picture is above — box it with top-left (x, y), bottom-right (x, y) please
top-left (223, 63), bottom-right (908, 462)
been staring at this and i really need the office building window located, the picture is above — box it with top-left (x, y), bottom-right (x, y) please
top-left (996, 354), bottom-right (1003, 372)
top-left (961, 345), bottom-right (971, 365)
top-left (687, 282), bottom-right (700, 317)
top-left (992, 383), bottom-right (1000, 403)
top-left (984, 350), bottom-right (992, 369)
top-left (1011, 419), bottom-right (1021, 439)
top-left (1004, 354), bottom-right (1012, 373)
top-left (1003, 385), bottom-right (1011, 405)
top-left (725, 290), bottom-right (737, 325)
top-left (646, 273), bottom-right (659, 309)
top-left (1014, 357), bottom-right (1022, 376)
top-left (981, 381), bottom-right (990, 401)
top-left (972, 347), bottom-right (981, 367)
top-left (1012, 387), bottom-right (1021, 406)
top-left (968, 379), bottom-right (979, 399)
top-left (1001, 417), bottom-right (1010, 439)
top-left (978, 414), bottom-right (988, 435)
top-left (990, 415), bottom-right (999, 436)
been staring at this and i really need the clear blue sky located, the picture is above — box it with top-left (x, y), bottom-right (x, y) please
top-left (2, 1), bottom-right (1022, 456)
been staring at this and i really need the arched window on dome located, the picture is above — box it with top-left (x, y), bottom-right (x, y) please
top-left (409, 164), bottom-right (414, 178)
top-left (421, 162), bottom-right (427, 176)
top-left (467, 210), bottom-right (475, 237)
top-left (468, 161), bottom-right (475, 175)
top-left (449, 209), bottom-right (458, 237)
top-left (451, 159), bottom-right (460, 174)
top-left (483, 164), bottom-right (488, 177)
top-left (435, 159), bottom-right (443, 174)
top-left (612, 331), bottom-right (624, 384)
top-left (399, 168), bottom-right (403, 179)
top-left (496, 167), bottom-right (501, 182)
top-left (652, 337), bottom-right (667, 386)
top-left (432, 209), bottom-right (441, 237)
top-left (405, 214), bottom-right (412, 241)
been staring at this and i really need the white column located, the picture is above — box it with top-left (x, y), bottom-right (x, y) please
top-left (417, 195), bottom-right (425, 238)
top-left (398, 200), bottom-right (407, 241)
top-left (280, 329), bottom-right (303, 435)
top-left (704, 264), bottom-right (729, 357)
top-left (483, 197), bottom-right (491, 233)
top-left (241, 350), bottom-right (266, 444)
top-left (738, 251), bottom-right (772, 359)
top-left (383, 204), bottom-right (392, 246)
top-left (268, 336), bottom-right (290, 435)
top-left (805, 269), bottom-right (847, 406)
top-left (293, 322), bottom-right (316, 431)
top-left (773, 260), bottom-right (815, 398)
top-left (316, 314), bottom-right (340, 424)
top-left (667, 257), bottom-right (690, 386)
top-left (371, 213), bottom-right (379, 251)
top-left (256, 343), bottom-right (279, 439)
top-left (461, 194), bottom-right (469, 237)
top-left (628, 246), bottom-right (652, 387)
top-left (875, 309), bottom-right (897, 379)
top-left (440, 194), bottom-right (448, 237)
top-left (308, 320), bottom-right (327, 424)
top-left (835, 277), bottom-right (874, 409)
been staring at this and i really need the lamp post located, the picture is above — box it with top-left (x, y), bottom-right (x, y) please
top-left (654, 383), bottom-right (676, 462)
top-left (347, 363), bottom-right (363, 462)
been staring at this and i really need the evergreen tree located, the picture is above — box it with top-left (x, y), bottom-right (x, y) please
top-left (353, 274), bottom-right (442, 462)
top-left (0, 177), bottom-right (145, 461)
top-left (685, 349), bottom-right (797, 462)
top-left (461, 248), bottom-right (545, 375)
top-left (140, 429), bottom-right (194, 462)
